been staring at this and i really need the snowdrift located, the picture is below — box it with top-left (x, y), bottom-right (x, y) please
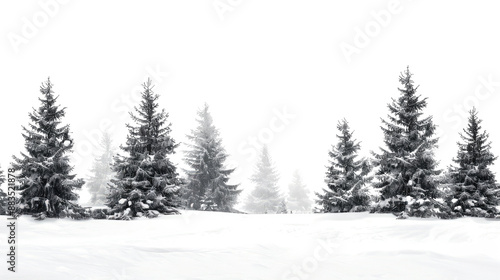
top-left (1, 211), bottom-right (499, 279)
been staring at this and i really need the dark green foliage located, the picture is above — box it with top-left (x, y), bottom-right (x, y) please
top-left (182, 104), bottom-right (241, 211)
top-left (244, 146), bottom-right (282, 213)
top-left (87, 131), bottom-right (114, 205)
top-left (12, 78), bottom-right (85, 218)
top-left (372, 67), bottom-right (440, 217)
top-left (107, 79), bottom-right (182, 219)
top-left (445, 108), bottom-right (499, 217)
top-left (316, 119), bottom-right (371, 213)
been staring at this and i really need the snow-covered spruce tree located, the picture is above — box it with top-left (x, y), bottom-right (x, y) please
top-left (243, 146), bottom-right (282, 213)
top-left (12, 78), bottom-right (86, 219)
top-left (287, 170), bottom-right (312, 213)
top-left (107, 79), bottom-right (182, 219)
top-left (182, 103), bottom-right (241, 211)
top-left (276, 199), bottom-right (288, 214)
top-left (0, 167), bottom-right (6, 215)
top-left (316, 119), bottom-right (372, 213)
top-left (86, 131), bottom-right (115, 206)
top-left (445, 108), bottom-right (499, 218)
top-left (372, 67), bottom-right (442, 218)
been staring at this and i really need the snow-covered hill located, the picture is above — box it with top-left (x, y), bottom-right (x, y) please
top-left (1, 211), bottom-right (499, 279)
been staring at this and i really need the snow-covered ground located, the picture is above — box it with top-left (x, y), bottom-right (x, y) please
top-left (1, 211), bottom-right (499, 280)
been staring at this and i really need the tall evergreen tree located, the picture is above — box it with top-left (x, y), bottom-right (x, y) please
top-left (446, 108), bottom-right (499, 217)
top-left (287, 170), bottom-right (312, 213)
top-left (107, 79), bottom-right (181, 219)
top-left (372, 67), bottom-right (440, 217)
top-left (316, 119), bottom-right (371, 213)
top-left (86, 131), bottom-right (115, 206)
top-left (182, 104), bottom-right (241, 211)
top-left (243, 146), bottom-right (282, 213)
top-left (12, 78), bottom-right (85, 219)
top-left (0, 167), bottom-right (6, 215)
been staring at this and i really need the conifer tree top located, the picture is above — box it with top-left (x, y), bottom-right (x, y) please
top-left (19, 78), bottom-right (73, 159)
top-left (121, 78), bottom-right (176, 156)
top-left (186, 103), bottom-right (220, 149)
top-left (330, 119), bottom-right (362, 170)
top-left (453, 107), bottom-right (496, 169)
top-left (251, 146), bottom-right (280, 186)
top-left (379, 66), bottom-right (437, 155)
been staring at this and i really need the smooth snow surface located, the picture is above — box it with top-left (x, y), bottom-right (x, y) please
top-left (1, 211), bottom-right (499, 279)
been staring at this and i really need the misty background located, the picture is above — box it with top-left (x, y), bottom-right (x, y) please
top-left (1, 0), bottom-right (500, 207)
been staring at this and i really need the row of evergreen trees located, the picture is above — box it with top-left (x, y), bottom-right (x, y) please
top-left (0, 77), bottom-right (309, 219)
top-left (87, 123), bottom-right (311, 215)
top-left (242, 146), bottom-right (312, 214)
top-left (315, 67), bottom-right (500, 219)
top-left (1, 67), bottom-right (498, 219)
top-left (81, 84), bottom-right (311, 216)
top-left (0, 79), bottom-right (243, 219)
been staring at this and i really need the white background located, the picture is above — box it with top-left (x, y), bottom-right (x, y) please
top-left (1, 0), bottom-right (500, 206)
